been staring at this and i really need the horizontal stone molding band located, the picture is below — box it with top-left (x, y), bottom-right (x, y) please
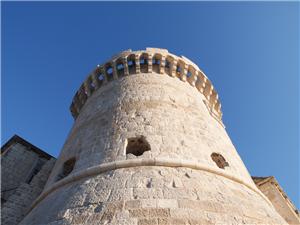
top-left (70, 48), bottom-right (222, 121)
top-left (27, 158), bottom-right (274, 216)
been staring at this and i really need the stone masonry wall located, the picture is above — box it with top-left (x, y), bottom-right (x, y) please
top-left (21, 167), bottom-right (285, 225)
top-left (45, 73), bottom-right (252, 188)
top-left (1, 143), bottom-right (41, 202)
top-left (255, 178), bottom-right (300, 225)
top-left (21, 70), bottom-right (286, 224)
top-left (2, 158), bottom-right (56, 225)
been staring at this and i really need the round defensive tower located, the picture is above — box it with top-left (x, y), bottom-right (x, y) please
top-left (20, 48), bottom-right (286, 225)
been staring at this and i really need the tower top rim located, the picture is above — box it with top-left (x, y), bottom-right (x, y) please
top-left (70, 48), bottom-right (222, 122)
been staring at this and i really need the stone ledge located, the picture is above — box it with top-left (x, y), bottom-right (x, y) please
top-left (26, 158), bottom-right (273, 217)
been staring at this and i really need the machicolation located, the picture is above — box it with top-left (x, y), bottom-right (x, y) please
top-left (70, 48), bottom-right (222, 122)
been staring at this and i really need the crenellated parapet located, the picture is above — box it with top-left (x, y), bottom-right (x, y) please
top-left (70, 48), bottom-right (222, 121)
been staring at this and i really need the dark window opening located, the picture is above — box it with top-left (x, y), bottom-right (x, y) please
top-left (107, 67), bottom-right (113, 74)
top-left (97, 73), bottom-right (104, 87)
top-left (140, 58), bottom-right (147, 65)
top-left (152, 58), bottom-right (160, 65)
top-left (128, 60), bottom-right (136, 74)
top-left (89, 81), bottom-right (96, 93)
top-left (116, 62), bottom-right (125, 77)
top-left (127, 55), bottom-right (136, 74)
top-left (98, 73), bottom-right (104, 81)
top-left (187, 71), bottom-right (192, 78)
top-left (165, 60), bottom-right (172, 76)
top-left (176, 64), bottom-right (183, 77)
top-left (140, 56), bottom-right (148, 73)
top-left (211, 153), bottom-right (229, 169)
top-left (128, 60), bottom-right (134, 66)
top-left (106, 66), bottom-right (114, 81)
top-left (117, 63), bottom-right (124, 70)
top-left (56, 157), bottom-right (76, 181)
top-left (126, 136), bottom-right (150, 157)
top-left (165, 60), bottom-right (170, 68)
top-left (152, 57), bottom-right (161, 73)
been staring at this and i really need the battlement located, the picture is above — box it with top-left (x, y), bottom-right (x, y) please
top-left (70, 48), bottom-right (222, 121)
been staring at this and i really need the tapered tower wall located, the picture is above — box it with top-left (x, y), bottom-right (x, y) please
top-left (20, 48), bottom-right (286, 225)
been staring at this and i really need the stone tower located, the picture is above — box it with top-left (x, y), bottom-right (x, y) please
top-left (20, 48), bottom-right (287, 225)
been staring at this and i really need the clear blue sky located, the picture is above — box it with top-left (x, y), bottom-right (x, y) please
top-left (2, 2), bottom-right (299, 208)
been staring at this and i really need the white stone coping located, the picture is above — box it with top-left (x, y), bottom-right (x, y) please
top-left (26, 158), bottom-right (273, 215)
top-left (70, 48), bottom-right (222, 121)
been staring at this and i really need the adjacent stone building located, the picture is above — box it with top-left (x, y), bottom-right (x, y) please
top-left (1, 48), bottom-right (299, 225)
top-left (1, 135), bottom-right (56, 225)
top-left (253, 176), bottom-right (300, 224)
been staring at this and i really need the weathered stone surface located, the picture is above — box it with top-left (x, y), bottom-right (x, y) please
top-left (1, 135), bottom-right (56, 225)
top-left (19, 48), bottom-right (290, 225)
top-left (253, 176), bottom-right (300, 224)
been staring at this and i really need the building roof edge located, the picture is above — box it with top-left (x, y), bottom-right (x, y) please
top-left (1, 134), bottom-right (55, 159)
